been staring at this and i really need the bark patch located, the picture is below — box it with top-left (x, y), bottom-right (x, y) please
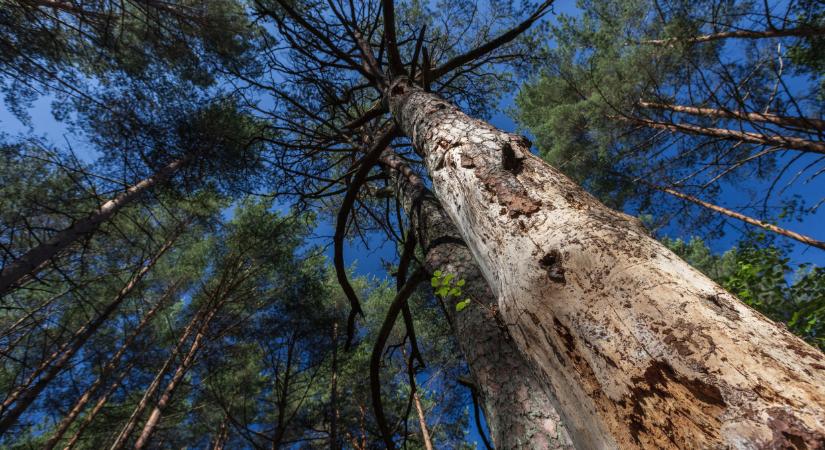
top-left (766, 407), bottom-right (825, 450)
top-left (477, 169), bottom-right (541, 218)
top-left (624, 360), bottom-right (726, 446)
top-left (460, 154), bottom-right (476, 168)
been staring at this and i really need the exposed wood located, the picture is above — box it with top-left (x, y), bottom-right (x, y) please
top-left (387, 79), bottom-right (825, 449)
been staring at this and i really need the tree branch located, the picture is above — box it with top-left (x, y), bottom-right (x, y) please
top-left (638, 100), bottom-right (825, 132)
top-left (334, 126), bottom-right (398, 347)
top-left (638, 25), bottom-right (825, 46)
top-left (429, 0), bottom-right (554, 80)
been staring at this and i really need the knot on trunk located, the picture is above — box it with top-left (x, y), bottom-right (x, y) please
top-left (501, 142), bottom-right (525, 174)
top-left (539, 250), bottom-right (566, 284)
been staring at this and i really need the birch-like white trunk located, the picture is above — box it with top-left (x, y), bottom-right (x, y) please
top-left (387, 79), bottom-right (825, 449)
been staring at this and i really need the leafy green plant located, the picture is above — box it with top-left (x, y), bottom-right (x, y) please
top-left (430, 270), bottom-right (471, 312)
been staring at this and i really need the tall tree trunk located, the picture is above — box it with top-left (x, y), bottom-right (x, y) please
top-left (108, 305), bottom-right (205, 450)
top-left (637, 101), bottom-right (825, 132)
top-left (399, 345), bottom-right (436, 450)
top-left (0, 157), bottom-right (186, 298)
top-left (42, 283), bottom-right (176, 450)
top-left (211, 416), bottom-right (229, 450)
top-left (270, 335), bottom-right (296, 449)
top-left (0, 233), bottom-right (177, 434)
top-left (132, 306), bottom-right (216, 450)
top-left (383, 150), bottom-right (573, 449)
top-left (387, 79), bottom-right (825, 449)
top-left (412, 390), bottom-right (434, 450)
top-left (63, 362), bottom-right (135, 450)
top-left (329, 320), bottom-right (340, 450)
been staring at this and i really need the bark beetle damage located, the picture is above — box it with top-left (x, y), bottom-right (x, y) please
top-left (622, 360), bottom-right (725, 446)
top-left (552, 317), bottom-right (607, 398)
top-left (702, 293), bottom-right (741, 322)
top-left (539, 250), bottom-right (566, 284)
top-left (476, 168), bottom-right (541, 218)
top-left (766, 408), bottom-right (825, 450)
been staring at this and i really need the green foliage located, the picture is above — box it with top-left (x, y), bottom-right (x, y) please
top-left (787, 0), bottom-right (825, 96)
top-left (431, 270), bottom-right (471, 311)
top-left (0, 0), bottom-right (258, 120)
top-left (515, 0), bottom-right (821, 225)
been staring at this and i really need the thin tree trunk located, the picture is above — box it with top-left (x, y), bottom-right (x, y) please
top-left (630, 116), bottom-right (825, 154)
top-left (0, 233), bottom-right (177, 434)
top-left (107, 305), bottom-right (205, 450)
top-left (387, 79), bottom-right (825, 449)
top-left (412, 391), bottom-right (434, 450)
top-left (329, 320), bottom-right (340, 450)
top-left (0, 157), bottom-right (186, 298)
top-left (398, 345), bottom-right (435, 450)
top-left (638, 25), bottom-right (825, 46)
top-left (637, 100), bottom-right (825, 132)
top-left (645, 181), bottom-right (825, 250)
top-left (63, 362), bottom-right (135, 450)
top-left (42, 283), bottom-right (176, 450)
top-left (383, 150), bottom-right (574, 449)
top-left (270, 335), bottom-right (296, 449)
top-left (132, 308), bottom-right (215, 450)
top-left (211, 417), bottom-right (229, 450)
top-left (113, 257), bottom-right (247, 449)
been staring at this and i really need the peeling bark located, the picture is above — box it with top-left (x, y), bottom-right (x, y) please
top-left (387, 79), bottom-right (825, 449)
top-left (384, 150), bottom-right (573, 449)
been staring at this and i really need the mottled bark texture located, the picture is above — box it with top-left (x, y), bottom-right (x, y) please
top-left (386, 78), bottom-right (825, 449)
top-left (384, 151), bottom-right (573, 449)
